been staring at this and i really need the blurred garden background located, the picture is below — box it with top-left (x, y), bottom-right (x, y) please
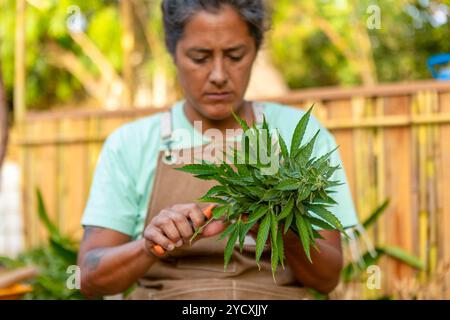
top-left (0, 0), bottom-right (449, 299)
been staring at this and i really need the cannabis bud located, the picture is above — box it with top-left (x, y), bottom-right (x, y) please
top-left (177, 106), bottom-right (347, 280)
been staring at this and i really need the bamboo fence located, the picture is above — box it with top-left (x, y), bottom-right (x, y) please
top-left (13, 80), bottom-right (450, 296)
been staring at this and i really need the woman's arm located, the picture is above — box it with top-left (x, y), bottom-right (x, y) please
top-left (77, 227), bottom-right (157, 299)
top-left (283, 230), bottom-right (343, 294)
top-left (78, 204), bottom-right (227, 299)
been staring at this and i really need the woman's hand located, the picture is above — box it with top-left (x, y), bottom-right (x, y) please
top-left (144, 203), bottom-right (227, 255)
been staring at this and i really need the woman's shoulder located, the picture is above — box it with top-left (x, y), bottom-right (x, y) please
top-left (103, 111), bottom-right (164, 154)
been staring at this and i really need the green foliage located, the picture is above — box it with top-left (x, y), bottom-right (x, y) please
top-left (177, 106), bottom-right (347, 279)
top-left (270, 0), bottom-right (450, 88)
top-left (1, 1), bottom-right (449, 110)
top-left (0, 189), bottom-right (84, 300)
top-left (0, 0), bottom-right (121, 109)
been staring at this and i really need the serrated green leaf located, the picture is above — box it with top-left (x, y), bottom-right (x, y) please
top-left (270, 212), bottom-right (279, 279)
top-left (311, 229), bottom-right (325, 240)
top-left (227, 176), bottom-right (255, 186)
top-left (316, 189), bottom-right (338, 205)
top-left (275, 179), bottom-right (301, 191)
top-left (239, 219), bottom-right (258, 252)
top-left (277, 130), bottom-right (289, 160)
top-left (255, 214), bottom-right (271, 268)
top-left (295, 211), bottom-right (312, 262)
top-left (212, 206), bottom-right (228, 219)
top-left (176, 164), bottom-right (218, 176)
top-left (193, 174), bottom-right (219, 181)
top-left (312, 146), bottom-right (339, 168)
top-left (262, 189), bottom-right (281, 201)
top-left (284, 212), bottom-right (294, 234)
top-left (219, 162), bottom-right (238, 178)
top-left (277, 197), bottom-right (294, 221)
top-left (224, 228), bottom-right (239, 271)
top-left (270, 229), bottom-right (279, 281)
top-left (276, 226), bottom-right (285, 269)
top-left (248, 205), bottom-right (267, 222)
top-left (205, 185), bottom-right (229, 197)
top-left (219, 223), bottom-right (238, 240)
top-left (231, 109), bottom-right (250, 131)
top-left (270, 212), bottom-right (278, 252)
top-left (325, 165), bottom-right (340, 179)
top-left (198, 196), bottom-right (228, 205)
top-left (236, 163), bottom-right (251, 176)
top-left (325, 180), bottom-right (345, 188)
top-left (294, 130), bottom-right (320, 164)
top-left (297, 185), bottom-right (311, 202)
top-left (246, 186), bottom-right (268, 198)
top-left (290, 105), bottom-right (314, 156)
top-left (262, 115), bottom-right (269, 131)
top-left (305, 204), bottom-right (344, 233)
top-left (307, 216), bottom-right (334, 230)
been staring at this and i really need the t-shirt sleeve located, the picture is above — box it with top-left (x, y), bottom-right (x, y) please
top-left (81, 129), bottom-right (139, 236)
top-left (313, 129), bottom-right (359, 229)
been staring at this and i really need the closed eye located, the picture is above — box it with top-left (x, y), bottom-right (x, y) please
top-left (229, 55), bottom-right (244, 62)
top-left (191, 57), bottom-right (208, 64)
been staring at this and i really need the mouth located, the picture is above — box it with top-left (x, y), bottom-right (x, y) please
top-left (204, 92), bottom-right (233, 102)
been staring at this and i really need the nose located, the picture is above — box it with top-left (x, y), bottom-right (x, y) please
top-left (209, 57), bottom-right (228, 88)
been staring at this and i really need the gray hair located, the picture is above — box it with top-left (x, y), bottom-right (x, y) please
top-left (161, 0), bottom-right (270, 56)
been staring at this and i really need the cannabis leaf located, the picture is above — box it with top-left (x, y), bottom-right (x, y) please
top-left (178, 104), bottom-right (346, 281)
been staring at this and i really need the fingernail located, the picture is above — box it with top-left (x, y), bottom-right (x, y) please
top-left (176, 240), bottom-right (183, 247)
top-left (168, 244), bottom-right (174, 251)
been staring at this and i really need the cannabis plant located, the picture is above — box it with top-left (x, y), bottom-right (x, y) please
top-left (177, 106), bottom-right (347, 279)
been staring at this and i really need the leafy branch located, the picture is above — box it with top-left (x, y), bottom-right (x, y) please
top-left (177, 105), bottom-right (347, 280)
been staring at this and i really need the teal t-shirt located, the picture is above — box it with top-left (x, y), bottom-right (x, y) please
top-left (81, 101), bottom-right (359, 239)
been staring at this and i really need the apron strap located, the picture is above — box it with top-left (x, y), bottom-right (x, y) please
top-left (160, 111), bottom-right (174, 163)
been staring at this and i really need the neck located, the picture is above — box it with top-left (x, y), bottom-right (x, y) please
top-left (183, 100), bottom-right (254, 136)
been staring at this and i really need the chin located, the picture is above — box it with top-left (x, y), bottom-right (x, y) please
top-left (201, 102), bottom-right (235, 120)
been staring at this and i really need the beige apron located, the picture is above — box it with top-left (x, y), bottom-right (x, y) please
top-left (128, 103), bottom-right (313, 300)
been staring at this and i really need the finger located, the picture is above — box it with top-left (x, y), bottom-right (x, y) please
top-left (167, 210), bottom-right (194, 241)
top-left (173, 203), bottom-right (205, 228)
top-left (160, 218), bottom-right (182, 244)
top-left (145, 228), bottom-right (175, 251)
top-left (188, 204), bottom-right (208, 228)
top-left (201, 220), bottom-right (228, 238)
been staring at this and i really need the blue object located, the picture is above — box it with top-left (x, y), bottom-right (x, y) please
top-left (428, 54), bottom-right (450, 80)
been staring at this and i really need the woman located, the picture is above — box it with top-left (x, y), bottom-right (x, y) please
top-left (78, 0), bottom-right (359, 300)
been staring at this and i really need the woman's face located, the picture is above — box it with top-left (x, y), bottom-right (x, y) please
top-left (174, 5), bottom-right (258, 120)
